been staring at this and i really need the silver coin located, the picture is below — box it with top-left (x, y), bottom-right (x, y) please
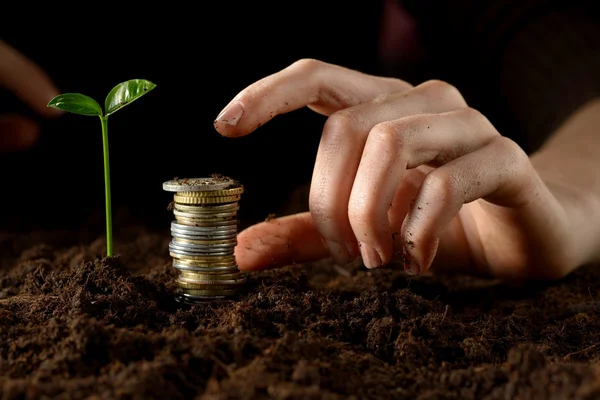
top-left (171, 223), bottom-right (237, 232)
top-left (171, 228), bottom-right (237, 238)
top-left (170, 248), bottom-right (233, 257)
top-left (163, 176), bottom-right (240, 192)
top-left (169, 242), bottom-right (236, 252)
top-left (174, 219), bottom-right (237, 227)
top-left (171, 234), bottom-right (237, 242)
top-left (172, 237), bottom-right (237, 245)
top-left (169, 245), bottom-right (233, 255)
top-left (171, 231), bottom-right (237, 241)
top-left (170, 239), bottom-right (236, 248)
top-left (172, 263), bottom-right (239, 273)
top-left (171, 222), bottom-right (237, 233)
top-left (169, 242), bottom-right (235, 253)
top-left (169, 244), bottom-right (235, 254)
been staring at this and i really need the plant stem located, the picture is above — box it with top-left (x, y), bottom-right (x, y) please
top-left (100, 115), bottom-right (113, 256)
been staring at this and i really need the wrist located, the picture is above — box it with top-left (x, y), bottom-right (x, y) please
top-left (532, 154), bottom-right (600, 267)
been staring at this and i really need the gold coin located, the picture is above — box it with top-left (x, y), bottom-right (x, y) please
top-left (173, 237), bottom-right (237, 245)
top-left (178, 288), bottom-right (241, 297)
top-left (176, 279), bottom-right (246, 289)
top-left (179, 271), bottom-right (245, 281)
top-left (177, 187), bottom-right (244, 197)
top-left (174, 203), bottom-right (239, 213)
top-left (174, 194), bottom-right (241, 204)
top-left (175, 267), bottom-right (240, 274)
top-left (170, 253), bottom-right (236, 262)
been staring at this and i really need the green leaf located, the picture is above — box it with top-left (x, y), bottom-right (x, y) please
top-left (104, 79), bottom-right (156, 116)
top-left (47, 93), bottom-right (103, 116)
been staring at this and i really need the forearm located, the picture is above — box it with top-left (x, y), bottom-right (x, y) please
top-left (530, 98), bottom-right (600, 265)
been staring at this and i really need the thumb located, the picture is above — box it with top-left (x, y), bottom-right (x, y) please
top-left (235, 212), bottom-right (329, 271)
top-left (0, 114), bottom-right (40, 152)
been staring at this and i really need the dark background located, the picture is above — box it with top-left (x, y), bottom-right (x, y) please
top-left (0, 3), bottom-right (386, 230)
top-left (4, 1), bottom-right (574, 232)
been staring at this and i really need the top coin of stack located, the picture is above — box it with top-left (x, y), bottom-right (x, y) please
top-left (162, 175), bottom-right (246, 303)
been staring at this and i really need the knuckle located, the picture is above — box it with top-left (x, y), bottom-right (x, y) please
top-left (370, 116), bottom-right (423, 149)
top-left (422, 169), bottom-right (460, 199)
top-left (369, 122), bottom-right (399, 146)
top-left (494, 136), bottom-right (530, 170)
top-left (459, 107), bottom-right (501, 139)
top-left (420, 79), bottom-right (466, 106)
top-left (289, 58), bottom-right (325, 74)
top-left (347, 200), bottom-right (375, 228)
top-left (323, 110), bottom-right (359, 140)
top-left (459, 107), bottom-right (488, 125)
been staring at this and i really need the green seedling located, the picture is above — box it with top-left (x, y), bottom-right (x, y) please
top-left (47, 79), bottom-right (157, 256)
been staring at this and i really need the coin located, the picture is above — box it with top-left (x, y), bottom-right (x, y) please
top-left (171, 232), bottom-right (237, 241)
top-left (176, 217), bottom-right (237, 226)
top-left (164, 175), bottom-right (247, 303)
top-left (173, 264), bottom-right (240, 273)
top-left (174, 203), bottom-right (240, 213)
top-left (170, 250), bottom-right (233, 258)
top-left (173, 194), bottom-right (241, 204)
top-left (179, 271), bottom-right (244, 280)
top-left (162, 176), bottom-right (241, 192)
top-left (173, 237), bottom-right (237, 245)
top-left (176, 279), bottom-right (246, 289)
top-left (175, 289), bottom-right (240, 300)
top-left (173, 209), bottom-right (238, 219)
top-left (177, 187), bottom-right (244, 197)
top-left (169, 248), bottom-right (232, 256)
top-left (171, 222), bottom-right (237, 232)
top-left (170, 244), bottom-right (235, 252)
top-left (169, 242), bottom-right (235, 252)
top-left (174, 255), bottom-right (236, 264)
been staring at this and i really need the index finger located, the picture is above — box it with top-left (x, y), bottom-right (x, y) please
top-left (213, 58), bottom-right (411, 137)
top-left (0, 40), bottom-right (61, 117)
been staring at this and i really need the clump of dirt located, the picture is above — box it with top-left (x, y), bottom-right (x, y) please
top-left (1, 222), bottom-right (600, 399)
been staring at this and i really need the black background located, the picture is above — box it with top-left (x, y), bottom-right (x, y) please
top-left (0, 3), bottom-right (384, 229)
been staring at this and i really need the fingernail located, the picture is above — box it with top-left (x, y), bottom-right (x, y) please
top-left (215, 101), bottom-right (244, 126)
top-left (359, 242), bottom-right (382, 269)
top-left (325, 240), bottom-right (353, 266)
top-left (404, 257), bottom-right (421, 275)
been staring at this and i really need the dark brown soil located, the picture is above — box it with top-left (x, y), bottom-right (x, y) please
top-left (1, 217), bottom-right (600, 399)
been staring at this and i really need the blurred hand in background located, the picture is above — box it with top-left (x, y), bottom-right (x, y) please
top-left (0, 40), bottom-right (61, 153)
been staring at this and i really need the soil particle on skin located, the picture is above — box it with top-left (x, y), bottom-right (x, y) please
top-left (1, 220), bottom-right (600, 399)
top-left (265, 214), bottom-right (276, 222)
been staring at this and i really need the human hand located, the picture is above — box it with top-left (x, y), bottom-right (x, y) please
top-left (0, 40), bottom-right (61, 152)
top-left (214, 59), bottom-right (576, 281)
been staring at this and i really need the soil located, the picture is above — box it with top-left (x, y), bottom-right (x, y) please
top-left (1, 214), bottom-right (600, 400)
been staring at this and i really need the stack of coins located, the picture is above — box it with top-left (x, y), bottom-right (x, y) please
top-left (162, 175), bottom-right (246, 303)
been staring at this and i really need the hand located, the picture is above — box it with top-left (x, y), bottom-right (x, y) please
top-left (0, 40), bottom-right (61, 152)
top-left (214, 59), bottom-right (576, 281)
